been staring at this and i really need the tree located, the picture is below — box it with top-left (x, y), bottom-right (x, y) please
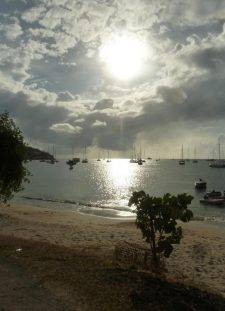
top-left (0, 112), bottom-right (29, 204)
top-left (129, 191), bottom-right (193, 271)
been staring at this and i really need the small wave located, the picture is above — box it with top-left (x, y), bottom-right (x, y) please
top-left (204, 216), bottom-right (225, 223)
top-left (22, 196), bottom-right (85, 206)
top-left (21, 196), bottom-right (225, 222)
top-left (22, 196), bottom-right (100, 208)
top-left (78, 207), bottom-right (134, 219)
top-left (192, 216), bottom-right (205, 221)
top-left (21, 195), bottom-right (133, 215)
top-left (192, 215), bottom-right (225, 223)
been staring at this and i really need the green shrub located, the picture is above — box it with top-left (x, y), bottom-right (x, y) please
top-left (129, 191), bottom-right (193, 271)
top-left (0, 112), bottom-right (29, 203)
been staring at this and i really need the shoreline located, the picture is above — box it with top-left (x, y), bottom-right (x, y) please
top-left (13, 195), bottom-right (225, 226)
top-left (1, 202), bottom-right (225, 299)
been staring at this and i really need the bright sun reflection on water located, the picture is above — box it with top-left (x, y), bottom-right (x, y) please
top-left (106, 159), bottom-right (137, 188)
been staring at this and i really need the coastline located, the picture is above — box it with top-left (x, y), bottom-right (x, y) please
top-left (13, 195), bottom-right (225, 226)
top-left (1, 202), bottom-right (225, 305)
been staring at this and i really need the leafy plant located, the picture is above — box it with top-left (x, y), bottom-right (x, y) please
top-left (129, 191), bottom-right (193, 271)
top-left (0, 112), bottom-right (29, 203)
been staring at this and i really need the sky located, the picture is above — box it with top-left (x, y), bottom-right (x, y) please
top-left (1, 0), bottom-right (225, 159)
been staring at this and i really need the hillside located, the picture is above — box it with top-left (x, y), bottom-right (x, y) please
top-left (25, 146), bottom-right (54, 161)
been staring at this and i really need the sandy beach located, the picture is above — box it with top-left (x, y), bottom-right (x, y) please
top-left (1, 202), bottom-right (225, 310)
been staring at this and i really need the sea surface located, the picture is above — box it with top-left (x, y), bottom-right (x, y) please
top-left (13, 159), bottom-right (225, 224)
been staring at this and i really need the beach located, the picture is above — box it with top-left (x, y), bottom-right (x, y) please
top-left (1, 202), bottom-right (225, 310)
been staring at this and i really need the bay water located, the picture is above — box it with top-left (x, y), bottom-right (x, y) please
top-left (13, 159), bottom-right (225, 223)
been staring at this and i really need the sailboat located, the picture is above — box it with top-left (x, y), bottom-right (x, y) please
top-left (50, 145), bottom-right (56, 164)
top-left (193, 147), bottom-right (198, 163)
top-left (97, 150), bottom-right (101, 161)
top-left (82, 146), bottom-right (88, 163)
top-left (106, 150), bottom-right (111, 162)
top-left (66, 146), bottom-right (80, 169)
top-left (129, 146), bottom-right (137, 163)
top-left (179, 144), bottom-right (185, 165)
top-left (137, 146), bottom-right (143, 165)
top-left (209, 143), bottom-right (225, 168)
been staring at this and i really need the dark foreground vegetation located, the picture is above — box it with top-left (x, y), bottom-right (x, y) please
top-left (0, 112), bottom-right (29, 203)
top-left (0, 234), bottom-right (224, 311)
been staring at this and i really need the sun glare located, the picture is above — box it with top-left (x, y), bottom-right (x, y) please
top-left (100, 34), bottom-right (149, 80)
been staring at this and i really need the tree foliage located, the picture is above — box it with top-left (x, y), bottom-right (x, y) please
top-left (0, 112), bottom-right (29, 203)
top-left (129, 191), bottom-right (193, 270)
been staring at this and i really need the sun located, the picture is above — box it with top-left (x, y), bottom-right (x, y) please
top-left (99, 33), bottom-right (149, 80)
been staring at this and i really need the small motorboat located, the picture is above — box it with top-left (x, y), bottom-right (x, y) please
top-left (179, 145), bottom-right (185, 165)
top-left (195, 179), bottom-right (207, 189)
top-left (200, 191), bottom-right (225, 206)
top-left (179, 160), bottom-right (185, 165)
top-left (206, 190), bottom-right (225, 199)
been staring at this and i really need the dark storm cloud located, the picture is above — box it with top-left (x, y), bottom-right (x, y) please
top-left (0, 89), bottom-right (72, 145)
top-left (111, 73), bottom-right (225, 147)
top-left (65, 110), bottom-right (136, 150)
top-left (188, 47), bottom-right (225, 71)
top-left (184, 75), bottom-right (225, 122)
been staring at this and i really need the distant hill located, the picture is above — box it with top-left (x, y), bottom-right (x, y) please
top-left (25, 146), bottom-right (54, 161)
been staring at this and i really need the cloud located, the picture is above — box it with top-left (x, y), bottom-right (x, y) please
top-left (0, 88), bottom-right (70, 144)
top-left (0, 44), bottom-right (30, 82)
top-left (92, 120), bottom-right (107, 127)
top-left (0, 21), bottom-right (23, 40)
top-left (57, 91), bottom-right (74, 102)
top-left (1, 0), bottom-right (225, 157)
top-left (94, 98), bottom-right (114, 110)
top-left (156, 86), bottom-right (187, 105)
top-left (21, 5), bottom-right (46, 23)
top-left (50, 123), bottom-right (82, 134)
